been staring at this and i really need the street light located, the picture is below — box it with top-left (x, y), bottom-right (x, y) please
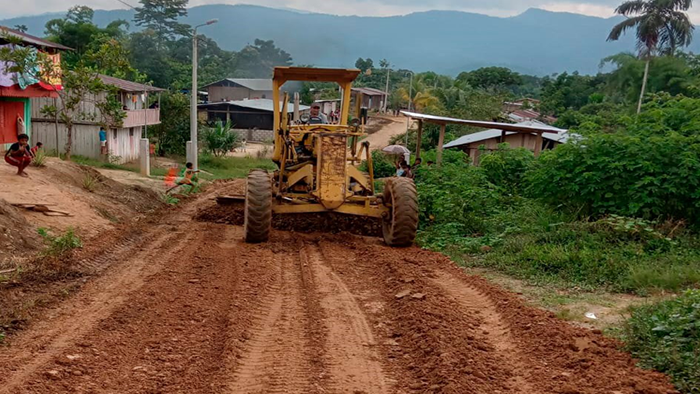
top-left (189, 18), bottom-right (218, 170)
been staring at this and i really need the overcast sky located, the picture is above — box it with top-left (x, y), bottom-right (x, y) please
top-left (4, 0), bottom-right (700, 22)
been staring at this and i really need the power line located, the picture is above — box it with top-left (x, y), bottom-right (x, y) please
top-left (116, 0), bottom-right (136, 9)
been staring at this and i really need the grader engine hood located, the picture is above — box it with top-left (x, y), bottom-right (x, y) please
top-left (315, 132), bottom-right (349, 210)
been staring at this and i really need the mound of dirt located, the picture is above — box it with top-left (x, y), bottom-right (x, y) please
top-left (195, 202), bottom-right (382, 237)
top-left (0, 158), bottom-right (164, 241)
top-left (0, 200), bottom-right (42, 268)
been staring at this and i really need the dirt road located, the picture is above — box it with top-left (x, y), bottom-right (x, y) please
top-left (364, 115), bottom-right (410, 150)
top-left (0, 182), bottom-right (677, 394)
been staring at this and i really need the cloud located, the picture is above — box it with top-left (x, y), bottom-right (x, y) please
top-left (2, 0), bottom-right (699, 22)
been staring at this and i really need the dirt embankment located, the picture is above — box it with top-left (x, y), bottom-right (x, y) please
top-left (0, 158), bottom-right (163, 265)
top-left (0, 179), bottom-right (678, 394)
top-left (0, 159), bottom-right (166, 337)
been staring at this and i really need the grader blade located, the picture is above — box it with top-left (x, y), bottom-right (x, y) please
top-left (316, 133), bottom-right (348, 210)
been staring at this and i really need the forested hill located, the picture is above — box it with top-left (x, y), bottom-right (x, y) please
top-left (5, 4), bottom-right (700, 75)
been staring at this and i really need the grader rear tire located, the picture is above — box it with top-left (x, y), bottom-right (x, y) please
top-left (382, 178), bottom-right (419, 247)
top-left (244, 170), bottom-right (272, 243)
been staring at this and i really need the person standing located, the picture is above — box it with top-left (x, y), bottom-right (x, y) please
top-left (99, 127), bottom-right (108, 156)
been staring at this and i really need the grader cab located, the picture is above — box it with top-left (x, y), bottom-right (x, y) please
top-left (243, 67), bottom-right (419, 246)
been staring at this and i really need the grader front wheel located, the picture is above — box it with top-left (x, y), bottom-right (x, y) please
top-left (382, 178), bottom-right (419, 247)
top-left (244, 170), bottom-right (272, 243)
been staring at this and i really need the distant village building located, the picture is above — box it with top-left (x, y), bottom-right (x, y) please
top-left (314, 99), bottom-right (340, 115)
top-left (32, 75), bottom-right (164, 164)
top-left (0, 27), bottom-right (68, 150)
top-left (444, 120), bottom-right (574, 164)
top-left (503, 98), bottom-right (556, 124)
top-left (202, 78), bottom-right (274, 102)
top-left (351, 87), bottom-right (387, 112)
top-left (198, 98), bottom-right (309, 141)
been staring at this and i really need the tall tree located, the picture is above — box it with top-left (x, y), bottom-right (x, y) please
top-left (134, 0), bottom-right (190, 42)
top-left (607, 0), bottom-right (694, 113)
top-left (235, 39), bottom-right (292, 78)
top-left (45, 6), bottom-right (128, 67)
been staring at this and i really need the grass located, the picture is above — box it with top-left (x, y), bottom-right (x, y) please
top-left (81, 173), bottom-right (100, 192)
top-left (71, 155), bottom-right (140, 173)
top-left (419, 195), bottom-right (700, 295)
top-left (73, 154), bottom-right (276, 181)
top-left (196, 154), bottom-right (276, 180)
top-left (622, 290), bottom-right (700, 393)
top-left (31, 149), bottom-right (47, 167)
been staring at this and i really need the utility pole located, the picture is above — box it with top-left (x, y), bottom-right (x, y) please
top-left (384, 67), bottom-right (390, 113)
top-left (188, 19), bottom-right (218, 170)
top-left (405, 71), bottom-right (414, 145)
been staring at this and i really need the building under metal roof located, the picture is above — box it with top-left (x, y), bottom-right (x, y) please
top-left (201, 78), bottom-right (273, 92)
top-left (98, 75), bottom-right (165, 93)
top-left (352, 87), bottom-right (387, 96)
top-left (0, 26), bottom-right (71, 51)
top-left (198, 98), bottom-right (309, 112)
top-left (444, 120), bottom-right (573, 149)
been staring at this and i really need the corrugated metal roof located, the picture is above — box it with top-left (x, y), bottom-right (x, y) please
top-left (401, 110), bottom-right (565, 134)
top-left (444, 120), bottom-right (574, 149)
top-left (98, 75), bottom-right (165, 93)
top-left (198, 98), bottom-right (309, 112)
top-left (0, 26), bottom-right (71, 51)
top-left (202, 78), bottom-right (273, 91)
top-left (352, 87), bottom-right (387, 96)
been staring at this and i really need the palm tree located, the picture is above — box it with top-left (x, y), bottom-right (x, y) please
top-left (607, 0), bottom-right (694, 113)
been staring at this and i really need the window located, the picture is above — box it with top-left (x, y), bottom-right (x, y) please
top-left (113, 130), bottom-right (117, 139)
top-left (129, 128), bottom-right (134, 137)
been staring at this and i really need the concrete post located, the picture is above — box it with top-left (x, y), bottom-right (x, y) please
top-left (139, 138), bottom-right (150, 177)
top-left (186, 141), bottom-right (193, 166)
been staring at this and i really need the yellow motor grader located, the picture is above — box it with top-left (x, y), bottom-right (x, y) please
top-left (243, 67), bottom-right (418, 246)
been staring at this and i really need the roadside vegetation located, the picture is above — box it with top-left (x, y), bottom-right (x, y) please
top-left (623, 290), bottom-right (700, 394)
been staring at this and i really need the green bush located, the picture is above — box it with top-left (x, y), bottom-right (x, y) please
top-left (623, 291), bottom-right (700, 393)
top-left (202, 120), bottom-right (240, 157)
top-left (527, 132), bottom-right (700, 224)
top-left (38, 227), bottom-right (83, 257)
top-left (414, 160), bottom-right (700, 293)
top-left (479, 144), bottom-right (534, 193)
top-left (359, 150), bottom-right (396, 178)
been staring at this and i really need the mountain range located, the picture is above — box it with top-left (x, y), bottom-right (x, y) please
top-left (3, 4), bottom-right (699, 76)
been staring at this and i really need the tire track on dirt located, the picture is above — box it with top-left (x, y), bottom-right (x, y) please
top-left (227, 236), bottom-right (325, 394)
top-left (430, 270), bottom-right (537, 393)
top-left (303, 242), bottom-right (392, 394)
top-left (0, 225), bottom-right (189, 394)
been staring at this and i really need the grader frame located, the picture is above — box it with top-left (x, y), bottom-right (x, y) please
top-left (243, 67), bottom-right (418, 247)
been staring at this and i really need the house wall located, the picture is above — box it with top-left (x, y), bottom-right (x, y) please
top-left (208, 86), bottom-right (272, 102)
top-left (33, 121), bottom-right (101, 158)
top-left (462, 134), bottom-right (560, 164)
top-left (32, 121), bottom-right (141, 164)
top-left (108, 126), bottom-right (141, 164)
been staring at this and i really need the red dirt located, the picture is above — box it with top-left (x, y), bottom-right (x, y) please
top-left (0, 180), bottom-right (678, 394)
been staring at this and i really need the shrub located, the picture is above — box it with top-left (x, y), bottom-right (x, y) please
top-left (359, 150), bottom-right (397, 178)
top-left (622, 290), bottom-right (700, 393)
top-left (479, 144), bottom-right (534, 193)
top-left (527, 132), bottom-right (700, 224)
top-left (202, 120), bottom-right (239, 157)
top-left (38, 227), bottom-right (82, 257)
